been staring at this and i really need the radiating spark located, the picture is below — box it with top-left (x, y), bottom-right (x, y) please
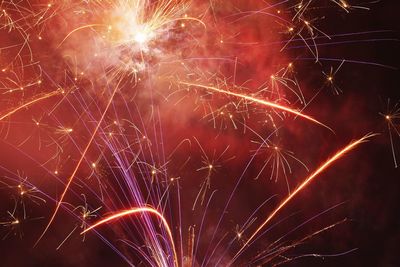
top-left (381, 100), bottom-right (400, 168)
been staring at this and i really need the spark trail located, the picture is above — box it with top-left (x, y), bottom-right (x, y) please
top-left (0, 90), bottom-right (62, 121)
top-left (230, 133), bottom-right (376, 264)
top-left (35, 79), bottom-right (123, 246)
top-left (81, 207), bottom-right (178, 267)
top-left (180, 82), bottom-right (333, 132)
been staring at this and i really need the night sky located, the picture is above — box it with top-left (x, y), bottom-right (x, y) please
top-left (0, 1), bottom-right (399, 266)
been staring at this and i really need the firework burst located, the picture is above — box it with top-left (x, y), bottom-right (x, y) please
top-left (0, 0), bottom-right (398, 266)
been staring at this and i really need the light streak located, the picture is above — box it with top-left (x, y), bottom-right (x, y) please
top-left (0, 90), bottom-right (62, 121)
top-left (180, 82), bottom-right (333, 132)
top-left (231, 133), bottom-right (376, 263)
top-left (57, 24), bottom-right (107, 49)
top-left (81, 207), bottom-right (178, 267)
top-left (35, 79), bottom-right (123, 246)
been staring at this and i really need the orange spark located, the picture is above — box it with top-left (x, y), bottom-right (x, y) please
top-left (180, 82), bottom-right (333, 132)
top-left (231, 133), bottom-right (376, 263)
top-left (57, 24), bottom-right (107, 49)
top-left (81, 207), bottom-right (178, 267)
top-left (35, 79), bottom-right (123, 246)
top-left (0, 90), bottom-right (62, 121)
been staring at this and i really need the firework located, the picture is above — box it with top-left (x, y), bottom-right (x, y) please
top-left (0, 0), bottom-right (397, 266)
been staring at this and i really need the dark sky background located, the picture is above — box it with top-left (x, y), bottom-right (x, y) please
top-left (0, 0), bottom-right (400, 266)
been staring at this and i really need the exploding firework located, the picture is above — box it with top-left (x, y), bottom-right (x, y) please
top-left (0, 0), bottom-right (398, 266)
